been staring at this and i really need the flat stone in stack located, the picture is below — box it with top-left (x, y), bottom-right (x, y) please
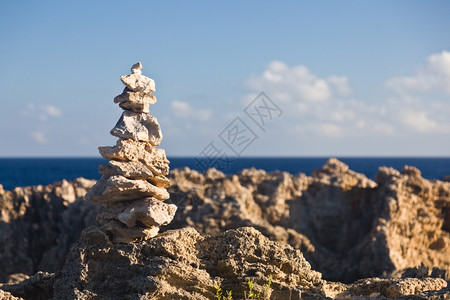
top-left (85, 62), bottom-right (176, 243)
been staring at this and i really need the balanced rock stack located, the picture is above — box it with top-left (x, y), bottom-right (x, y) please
top-left (85, 62), bottom-right (177, 243)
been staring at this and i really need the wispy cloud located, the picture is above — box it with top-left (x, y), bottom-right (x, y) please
top-left (244, 55), bottom-right (450, 138)
top-left (43, 105), bottom-right (63, 117)
top-left (171, 100), bottom-right (212, 121)
top-left (31, 131), bottom-right (47, 144)
top-left (386, 50), bottom-right (450, 95)
top-left (246, 61), bottom-right (352, 103)
top-left (21, 103), bottom-right (63, 121)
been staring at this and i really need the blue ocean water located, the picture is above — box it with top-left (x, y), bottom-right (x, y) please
top-left (0, 157), bottom-right (449, 191)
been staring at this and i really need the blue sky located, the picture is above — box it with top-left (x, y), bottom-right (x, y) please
top-left (0, 1), bottom-right (449, 157)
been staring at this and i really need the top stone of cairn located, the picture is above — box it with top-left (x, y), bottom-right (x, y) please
top-left (120, 61), bottom-right (155, 93)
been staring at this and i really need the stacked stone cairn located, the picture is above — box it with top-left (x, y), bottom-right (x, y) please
top-left (85, 62), bottom-right (177, 243)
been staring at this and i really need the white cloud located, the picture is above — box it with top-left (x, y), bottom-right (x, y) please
top-left (384, 96), bottom-right (450, 134)
top-left (316, 123), bottom-right (343, 137)
top-left (246, 61), bottom-right (336, 103)
top-left (244, 61), bottom-right (368, 138)
top-left (21, 103), bottom-right (63, 120)
top-left (31, 131), bottom-right (47, 144)
top-left (386, 50), bottom-right (450, 94)
top-left (44, 105), bottom-right (63, 117)
top-left (398, 109), bottom-right (439, 133)
top-left (244, 58), bottom-right (450, 138)
top-left (327, 76), bottom-right (352, 97)
top-left (171, 100), bottom-right (212, 121)
top-left (372, 121), bottom-right (395, 135)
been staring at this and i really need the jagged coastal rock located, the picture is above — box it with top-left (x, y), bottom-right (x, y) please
top-left (84, 62), bottom-right (176, 243)
top-left (51, 226), bottom-right (324, 299)
top-left (0, 179), bottom-right (97, 283)
top-left (1, 159), bottom-right (450, 298)
top-left (168, 158), bottom-right (450, 283)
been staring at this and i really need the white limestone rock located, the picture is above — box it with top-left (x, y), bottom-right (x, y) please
top-left (97, 198), bottom-right (176, 228)
top-left (84, 175), bottom-right (170, 204)
top-left (142, 148), bottom-right (171, 176)
top-left (99, 139), bottom-right (170, 176)
top-left (110, 111), bottom-right (162, 146)
top-left (118, 102), bottom-right (149, 114)
top-left (98, 160), bottom-right (154, 179)
top-left (117, 198), bottom-right (176, 228)
top-left (114, 90), bottom-right (157, 113)
top-left (131, 62), bottom-right (142, 74)
top-left (120, 70), bottom-right (155, 93)
top-left (99, 139), bottom-right (148, 161)
top-left (101, 220), bottom-right (159, 243)
top-left (148, 175), bottom-right (171, 188)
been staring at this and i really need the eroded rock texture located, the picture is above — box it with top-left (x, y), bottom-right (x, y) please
top-left (52, 226), bottom-right (324, 300)
top-left (1, 158), bottom-right (450, 299)
top-left (0, 179), bottom-right (97, 283)
top-left (167, 158), bottom-right (450, 283)
top-left (1, 227), bottom-right (448, 300)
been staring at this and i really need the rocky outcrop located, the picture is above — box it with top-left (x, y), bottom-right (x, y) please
top-left (1, 158), bottom-right (450, 298)
top-left (167, 158), bottom-right (450, 283)
top-left (0, 272), bottom-right (55, 300)
top-left (85, 62), bottom-right (176, 243)
top-left (52, 226), bottom-right (325, 299)
top-left (324, 277), bottom-right (448, 299)
top-left (0, 178), bottom-right (97, 283)
top-left (0, 290), bottom-right (22, 300)
top-left (1, 227), bottom-right (448, 300)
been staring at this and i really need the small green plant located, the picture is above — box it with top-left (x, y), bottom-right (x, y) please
top-left (263, 275), bottom-right (273, 296)
top-left (215, 285), bottom-right (233, 300)
top-left (245, 279), bottom-right (260, 299)
top-left (216, 275), bottom-right (273, 300)
top-left (245, 275), bottom-right (273, 300)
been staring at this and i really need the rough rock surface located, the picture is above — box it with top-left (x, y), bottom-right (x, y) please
top-left (99, 139), bottom-right (169, 176)
top-left (84, 175), bottom-right (170, 204)
top-left (323, 277), bottom-right (448, 299)
top-left (98, 160), bottom-right (154, 179)
top-left (0, 290), bottom-right (22, 300)
top-left (166, 158), bottom-right (450, 283)
top-left (1, 226), bottom-right (449, 299)
top-left (51, 226), bottom-right (324, 299)
top-left (0, 272), bottom-right (55, 300)
top-left (110, 111), bottom-right (162, 145)
top-left (0, 179), bottom-right (97, 283)
top-left (114, 90), bottom-right (157, 113)
top-left (1, 159), bottom-right (450, 299)
top-left (96, 197), bottom-right (176, 228)
top-left (120, 72), bottom-right (155, 93)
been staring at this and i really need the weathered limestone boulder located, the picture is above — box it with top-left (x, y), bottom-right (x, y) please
top-left (100, 220), bottom-right (160, 243)
top-left (120, 72), bottom-right (155, 93)
top-left (98, 160), bottom-right (154, 179)
top-left (84, 62), bottom-right (176, 243)
top-left (84, 175), bottom-right (170, 204)
top-left (96, 197), bottom-right (177, 228)
top-left (114, 89), bottom-right (157, 113)
top-left (99, 139), bottom-right (169, 176)
top-left (110, 111), bottom-right (162, 145)
top-left (119, 61), bottom-right (156, 93)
